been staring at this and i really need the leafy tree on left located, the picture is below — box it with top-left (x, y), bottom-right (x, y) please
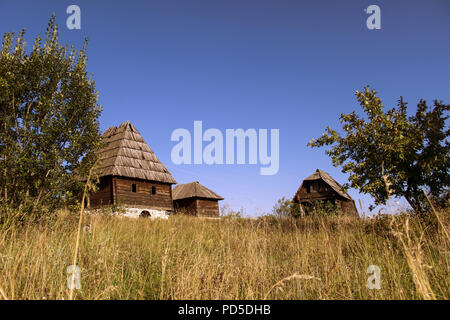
top-left (0, 16), bottom-right (102, 222)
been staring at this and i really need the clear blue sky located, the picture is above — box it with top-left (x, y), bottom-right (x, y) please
top-left (1, 0), bottom-right (449, 215)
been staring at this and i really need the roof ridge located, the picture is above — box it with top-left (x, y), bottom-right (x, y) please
top-left (173, 181), bottom-right (223, 200)
top-left (95, 121), bottom-right (177, 184)
top-left (292, 169), bottom-right (352, 201)
top-left (111, 132), bottom-right (125, 170)
top-left (194, 181), bottom-right (198, 195)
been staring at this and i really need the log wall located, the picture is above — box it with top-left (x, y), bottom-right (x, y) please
top-left (295, 180), bottom-right (336, 201)
top-left (173, 198), bottom-right (197, 215)
top-left (174, 197), bottom-right (220, 217)
top-left (113, 176), bottom-right (174, 211)
top-left (339, 199), bottom-right (359, 216)
top-left (89, 176), bottom-right (113, 207)
top-left (196, 198), bottom-right (220, 217)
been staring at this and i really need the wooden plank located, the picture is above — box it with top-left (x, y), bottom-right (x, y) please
top-left (113, 176), bottom-right (174, 210)
top-left (174, 198), bottom-right (197, 215)
top-left (196, 199), bottom-right (219, 217)
top-left (89, 176), bottom-right (113, 208)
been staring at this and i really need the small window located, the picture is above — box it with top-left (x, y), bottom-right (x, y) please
top-left (131, 184), bottom-right (137, 193)
top-left (151, 186), bottom-right (156, 195)
top-left (306, 184), bottom-right (311, 193)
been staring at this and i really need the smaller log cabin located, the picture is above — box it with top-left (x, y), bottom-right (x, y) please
top-left (87, 121), bottom-right (177, 216)
top-left (292, 169), bottom-right (358, 216)
top-left (172, 181), bottom-right (224, 217)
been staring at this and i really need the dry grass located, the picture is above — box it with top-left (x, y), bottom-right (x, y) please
top-left (0, 211), bottom-right (448, 300)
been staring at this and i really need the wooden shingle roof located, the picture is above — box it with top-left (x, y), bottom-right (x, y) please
top-left (95, 121), bottom-right (177, 184)
top-left (173, 181), bottom-right (224, 200)
top-left (294, 169), bottom-right (352, 201)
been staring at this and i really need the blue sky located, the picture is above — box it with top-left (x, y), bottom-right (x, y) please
top-left (1, 0), bottom-right (449, 215)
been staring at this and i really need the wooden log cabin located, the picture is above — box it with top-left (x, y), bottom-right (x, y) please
top-left (87, 121), bottom-right (177, 217)
top-left (172, 181), bottom-right (224, 217)
top-left (292, 169), bottom-right (358, 216)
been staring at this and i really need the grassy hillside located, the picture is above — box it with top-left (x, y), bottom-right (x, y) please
top-left (0, 211), bottom-right (448, 300)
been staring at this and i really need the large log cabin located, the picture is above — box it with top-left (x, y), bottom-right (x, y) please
top-left (292, 169), bottom-right (358, 216)
top-left (173, 181), bottom-right (223, 217)
top-left (87, 121), bottom-right (177, 217)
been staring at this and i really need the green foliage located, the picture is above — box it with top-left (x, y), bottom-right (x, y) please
top-left (272, 197), bottom-right (301, 218)
top-left (308, 86), bottom-right (449, 213)
top-left (307, 200), bottom-right (339, 216)
top-left (220, 203), bottom-right (245, 218)
top-left (273, 196), bottom-right (338, 218)
top-left (0, 16), bottom-right (102, 221)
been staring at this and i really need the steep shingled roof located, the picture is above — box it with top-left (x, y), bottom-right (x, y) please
top-left (173, 181), bottom-right (224, 200)
top-left (294, 169), bottom-right (352, 201)
top-left (94, 121), bottom-right (177, 184)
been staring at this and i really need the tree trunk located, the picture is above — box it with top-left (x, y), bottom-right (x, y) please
top-left (405, 194), bottom-right (426, 214)
top-left (405, 196), bottom-right (419, 213)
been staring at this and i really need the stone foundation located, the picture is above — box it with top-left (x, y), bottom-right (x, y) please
top-left (85, 207), bottom-right (170, 220)
top-left (121, 207), bottom-right (169, 220)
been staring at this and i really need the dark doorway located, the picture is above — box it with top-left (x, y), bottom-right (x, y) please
top-left (140, 210), bottom-right (151, 218)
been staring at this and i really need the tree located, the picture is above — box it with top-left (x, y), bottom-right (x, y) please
top-left (272, 197), bottom-right (301, 218)
top-left (308, 86), bottom-right (449, 213)
top-left (0, 16), bottom-right (102, 220)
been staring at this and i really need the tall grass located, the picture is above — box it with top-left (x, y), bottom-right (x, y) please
top-left (0, 211), bottom-right (448, 300)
